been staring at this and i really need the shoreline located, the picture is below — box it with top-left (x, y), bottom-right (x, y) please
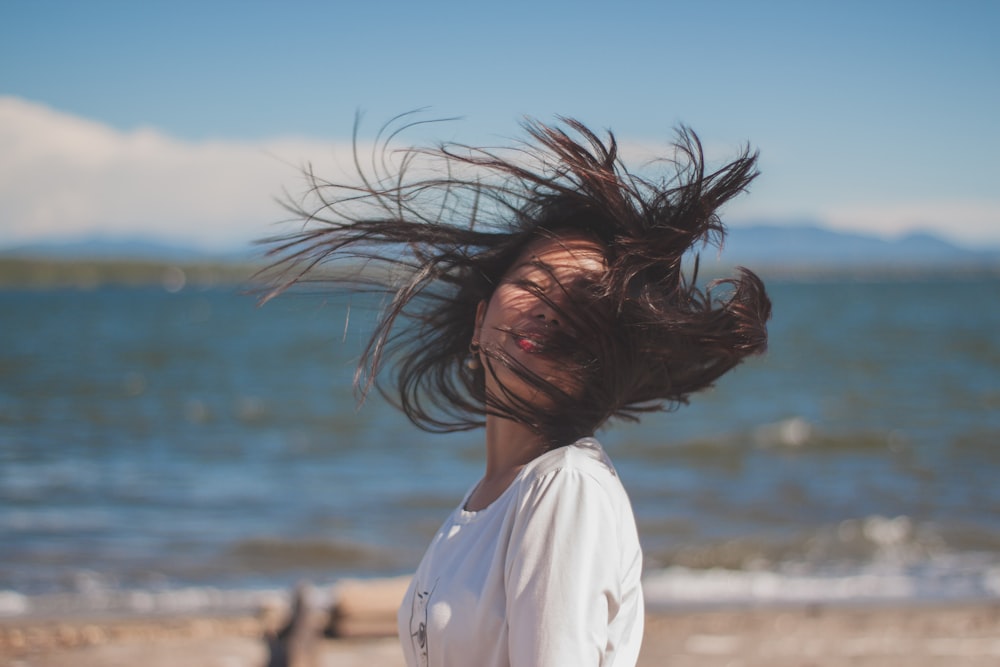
top-left (3, 599), bottom-right (999, 667)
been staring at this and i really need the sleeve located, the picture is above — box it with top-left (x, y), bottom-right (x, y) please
top-left (504, 467), bottom-right (625, 667)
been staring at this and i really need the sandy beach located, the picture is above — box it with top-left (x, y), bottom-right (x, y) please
top-left (3, 601), bottom-right (999, 667)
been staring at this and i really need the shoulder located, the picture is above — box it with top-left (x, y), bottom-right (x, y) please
top-left (503, 437), bottom-right (639, 561)
top-left (517, 437), bottom-right (626, 503)
top-left (526, 437), bottom-right (618, 480)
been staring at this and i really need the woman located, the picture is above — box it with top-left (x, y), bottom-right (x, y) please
top-left (262, 117), bottom-right (771, 666)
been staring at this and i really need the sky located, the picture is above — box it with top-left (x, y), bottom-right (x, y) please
top-left (1, 0), bottom-right (998, 252)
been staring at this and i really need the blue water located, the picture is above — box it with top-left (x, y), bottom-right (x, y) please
top-left (2, 275), bottom-right (999, 615)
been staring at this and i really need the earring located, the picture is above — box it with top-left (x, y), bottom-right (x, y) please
top-left (466, 341), bottom-right (481, 370)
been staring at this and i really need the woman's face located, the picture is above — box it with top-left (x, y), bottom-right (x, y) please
top-left (473, 231), bottom-right (607, 407)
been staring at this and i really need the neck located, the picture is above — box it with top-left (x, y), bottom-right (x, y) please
top-left (483, 415), bottom-right (547, 480)
top-left (464, 415), bottom-right (548, 511)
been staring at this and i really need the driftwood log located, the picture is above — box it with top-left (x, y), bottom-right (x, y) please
top-left (264, 577), bottom-right (411, 667)
top-left (326, 576), bottom-right (412, 639)
top-left (264, 583), bottom-right (324, 667)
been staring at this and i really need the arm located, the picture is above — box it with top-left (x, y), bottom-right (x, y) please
top-left (504, 467), bottom-right (631, 666)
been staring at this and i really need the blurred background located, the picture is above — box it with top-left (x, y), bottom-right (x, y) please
top-left (1, 1), bottom-right (998, 619)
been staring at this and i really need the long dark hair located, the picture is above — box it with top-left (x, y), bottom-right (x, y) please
top-left (260, 115), bottom-right (771, 447)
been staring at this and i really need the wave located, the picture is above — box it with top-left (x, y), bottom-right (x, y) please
top-left (0, 583), bottom-right (289, 619)
top-left (641, 514), bottom-right (1000, 609)
top-left (222, 537), bottom-right (398, 572)
top-left (6, 551), bottom-right (1000, 621)
top-left (643, 555), bottom-right (1000, 609)
top-left (643, 514), bottom-right (1000, 575)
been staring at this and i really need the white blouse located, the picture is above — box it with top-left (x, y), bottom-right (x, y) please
top-left (398, 438), bottom-right (644, 667)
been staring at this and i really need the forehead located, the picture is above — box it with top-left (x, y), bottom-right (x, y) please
top-left (509, 232), bottom-right (607, 279)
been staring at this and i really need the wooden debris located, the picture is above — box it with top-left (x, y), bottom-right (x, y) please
top-left (325, 576), bottom-right (411, 639)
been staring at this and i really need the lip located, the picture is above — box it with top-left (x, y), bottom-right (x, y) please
top-left (514, 334), bottom-right (545, 353)
top-left (510, 321), bottom-right (554, 354)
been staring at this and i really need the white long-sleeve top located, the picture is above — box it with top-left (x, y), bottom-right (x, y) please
top-left (397, 438), bottom-right (644, 667)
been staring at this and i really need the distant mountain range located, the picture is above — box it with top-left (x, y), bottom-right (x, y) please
top-left (2, 225), bottom-right (998, 272)
top-left (720, 224), bottom-right (999, 270)
top-left (0, 236), bottom-right (258, 262)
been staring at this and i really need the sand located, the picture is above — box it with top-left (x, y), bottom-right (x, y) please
top-left (3, 601), bottom-right (999, 667)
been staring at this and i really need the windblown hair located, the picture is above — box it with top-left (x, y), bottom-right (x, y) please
top-left (260, 115), bottom-right (771, 447)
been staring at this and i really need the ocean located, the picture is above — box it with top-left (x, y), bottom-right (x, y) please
top-left (1, 274), bottom-right (999, 617)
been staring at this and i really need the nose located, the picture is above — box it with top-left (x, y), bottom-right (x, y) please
top-left (531, 304), bottom-right (559, 328)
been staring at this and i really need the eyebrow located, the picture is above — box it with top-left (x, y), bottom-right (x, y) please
top-left (507, 257), bottom-right (549, 274)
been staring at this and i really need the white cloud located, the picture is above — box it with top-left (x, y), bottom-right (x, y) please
top-left (0, 97), bottom-right (356, 251)
top-left (2, 97), bottom-right (998, 251)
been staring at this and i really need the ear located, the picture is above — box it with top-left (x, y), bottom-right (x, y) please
top-left (473, 299), bottom-right (487, 343)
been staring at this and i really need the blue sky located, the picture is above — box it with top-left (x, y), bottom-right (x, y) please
top-left (1, 0), bottom-right (998, 250)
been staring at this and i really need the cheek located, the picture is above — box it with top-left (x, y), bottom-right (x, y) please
top-left (478, 291), bottom-right (522, 337)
